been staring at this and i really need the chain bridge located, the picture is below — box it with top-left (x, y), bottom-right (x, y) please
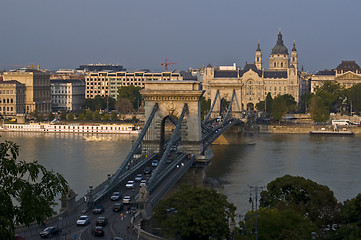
top-left (17, 81), bottom-right (245, 239)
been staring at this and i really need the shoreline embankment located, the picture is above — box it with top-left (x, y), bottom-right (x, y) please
top-left (258, 124), bottom-right (361, 134)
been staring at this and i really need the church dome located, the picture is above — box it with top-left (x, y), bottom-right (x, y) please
top-left (271, 32), bottom-right (289, 55)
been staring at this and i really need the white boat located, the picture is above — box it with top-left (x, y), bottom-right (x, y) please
top-left (0, 123), bottom-right (141, 134)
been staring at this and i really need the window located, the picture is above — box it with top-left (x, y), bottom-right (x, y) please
top-left (281, 62), bottom-right (283, 67)
top-left (274, 63), bottom-right (276, 67)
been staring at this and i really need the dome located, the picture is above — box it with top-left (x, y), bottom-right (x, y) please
top-left (271, 32), bottom-right (289, 55)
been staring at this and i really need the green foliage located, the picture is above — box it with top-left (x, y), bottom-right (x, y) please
top-left (78, 113), bottom-right (85, 121)
top-left (93, 111), bottom-right (101, 121)
top-left (67, 113), bottom-right (75, 121)
top-left (85, 109), bottom-right (93, 121)
top-left (154, 185), bottom-right (236, 240)
top-left (300, 92), bottom-right (314, 113)
top-left (47, 113), bottom-right (55, 121)
top-left (345, 83), bottom-right (361, 114)
top-left (102, 113), bottom-right (110, 121)
top-left (200, 96), bottom-right (211, 120)
top-left (310, 96), bottom-right (330, 123)
top-left (255, 101), bottom-right (265, 111)
top-left (281, 94), bottom-right (297, 113)
top-left (315, 81), bottom-right (344, 112)
top-left (59, 111), bottom-right (67, 120)
top-left (270, 95), bottom-right (287, 122)
top-left (239, 208), bottom-right (316, 240)
top-left (115, 98), bottom-right (133, 114)
top-left (82, 96), bottom-right (116, 111)
top-left (265, 93), bottom-right (273, 115)
top-left (0, 140), bottom-right (68, 238)
top-left (117, 85), bottom-right (142, 110)
top-left (110, 111), bottom-right (118, 121)
top-left (260, 175), bottom-right (340, 229)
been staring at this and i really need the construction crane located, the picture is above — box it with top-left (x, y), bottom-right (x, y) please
top-left (8, 64), bottom-right (40, 70)
top-left (161, 59), bottom-right (177, 71)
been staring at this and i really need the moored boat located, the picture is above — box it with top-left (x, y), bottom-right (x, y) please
top-left (0, 123), bottom-right (141, 134)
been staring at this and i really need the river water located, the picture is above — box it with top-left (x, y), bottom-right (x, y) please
top-left (1, 132), bottom-right (361, 215)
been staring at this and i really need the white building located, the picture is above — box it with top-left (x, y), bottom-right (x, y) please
top-left (50, 79), bottom-right (85, 112)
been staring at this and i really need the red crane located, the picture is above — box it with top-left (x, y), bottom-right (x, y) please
top-left (161, 58), bottom-right (177, 71)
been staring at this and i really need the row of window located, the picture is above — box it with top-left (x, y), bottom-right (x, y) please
top-left (0, 98), bottom-right (14, 103)
top-left (0, 90), bottom-right (14, 94)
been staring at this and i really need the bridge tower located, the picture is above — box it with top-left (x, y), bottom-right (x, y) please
top-left (141, 81), bottom-right (205, 161)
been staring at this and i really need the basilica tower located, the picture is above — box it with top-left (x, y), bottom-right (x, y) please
top-left (269, 31), bottom-right (289, 71)
top-left (290, 41), bottom-right (298, 70)
top-left (255, 42), bottom-right (262, 70)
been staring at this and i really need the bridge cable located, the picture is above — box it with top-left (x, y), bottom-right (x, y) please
top-left (107, 103), bottom-right (159, 188)
top-left (204, 90), bottom-right (219, 122)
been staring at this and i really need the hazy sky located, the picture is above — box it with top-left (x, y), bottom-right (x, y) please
top-left (1, 0), bottom-right (361, 73)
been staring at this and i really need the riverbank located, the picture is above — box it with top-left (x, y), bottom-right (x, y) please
top-left (258, 124), bottom-right (361, 134)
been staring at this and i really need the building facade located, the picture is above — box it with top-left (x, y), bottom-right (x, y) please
top-left (311, 61), bottom-right (361, 92)
top-left (0, 80), bottom-right (26, 117)
top-left (50, 79), bottom-right (85, 112)
top-left (202, 32), bottom-right (309, 112)
top-left (85, 71), bottom-right (184, 99)
top-left (3, 69), bottom-right (52, 113)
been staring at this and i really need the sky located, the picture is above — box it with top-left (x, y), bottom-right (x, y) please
top-left (1, 0), bottom-right (361, 73)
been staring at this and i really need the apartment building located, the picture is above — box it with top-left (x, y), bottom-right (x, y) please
top-left (50, 79), bottom-right (85, 112)
top-left (85, 70), bottom-right (184, 99)
top-left (0, 80), bottom-right (26, 116)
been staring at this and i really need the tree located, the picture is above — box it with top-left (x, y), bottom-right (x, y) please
top-left (154, 185), bottom-right (236, 240)
top-left (260, 175), bottom-right (340, 229)
top-left (47, 112), bottom-right (55, 121)
top-left (281, 94), bottom-right (297, 113)
top-left (110, 111), bottom-right (118, 121)
top-left (78, 113), bottom-right (85, 121)
top-left (85, 109), bottom-right (93, 121)
top-left (59, 111), bottom-right (67, 121)
top-left (310, 96), bottom-right (330, 123)
top-left (345, 83), bottom-right (361, 114)
top-left (82, 96), bottom-right (116, 111)
top-left (93, 111), bottom-right (101, 121)
top-left (265, 93), bottom-right (273, 116)
top-left (239, 208), bottom-right (316, 240)
top-left (0, 140), bottom-right (68, 238)
top-left (315, 81), bottom-right (344, 112)
top-left (67, 113), bottom-right (75, 121)
top-left (255, 100), bottom-right (265, 111)
top-left (117, 85), bottom-right (142, 110)
top-left (115, 98), bottom-right (133, 114)
top-left (102, 113), bottom-right (110, 121)
top-left (300, 92), bottom-right (314, 113)
top-left (200, 96), bottom-right (211, 120)
top-left (270, 95), bottom-right (287, 122)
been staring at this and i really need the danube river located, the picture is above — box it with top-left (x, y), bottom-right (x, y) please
top-left (1, 132), bottom-right (361, 215)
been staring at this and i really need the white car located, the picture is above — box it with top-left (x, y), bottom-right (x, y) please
top-left (135, 174), bottom-right (142, 182)
top-left (76, 215), bottom-right (90, 226)
top-left (111, 192), bottom-right (121, 201)
top-left (140, 179), bottom-right (147, 187)
top-left (123, 196), bottom-right (131, 204)
top-left (126, 180), bottom-right (135, 189)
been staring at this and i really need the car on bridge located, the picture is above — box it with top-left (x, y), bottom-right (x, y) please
top-left (140, 179), bottom-right (147, 187)
top-left (76, 215), bottom-right (90, 226)
top-left (111, 192), bottom-right (121, 201)
top-left (123, 195), bottom-right (131, 204)
top-left (126, 180), bottom-right (135, 189)
top-left (40, 226), bottom-right (60, 238)
top-left (112, 203), bottom-right (124, 212)
top-left (93, 205), bottom-right (104, 214)
top-left (96, 217), bottom-right (108, 226)
top-left (144, 167), bottom-right (152, 175)
top-left (93, 226), bottom-right (105, 236)
top-left (152, 160), bottom-right (159, 167)
top-left (135, 173), bottom-right (142, 181)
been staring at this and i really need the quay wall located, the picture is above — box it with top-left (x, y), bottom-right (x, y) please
top-left (258, 124), bottom-right (361, 134)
